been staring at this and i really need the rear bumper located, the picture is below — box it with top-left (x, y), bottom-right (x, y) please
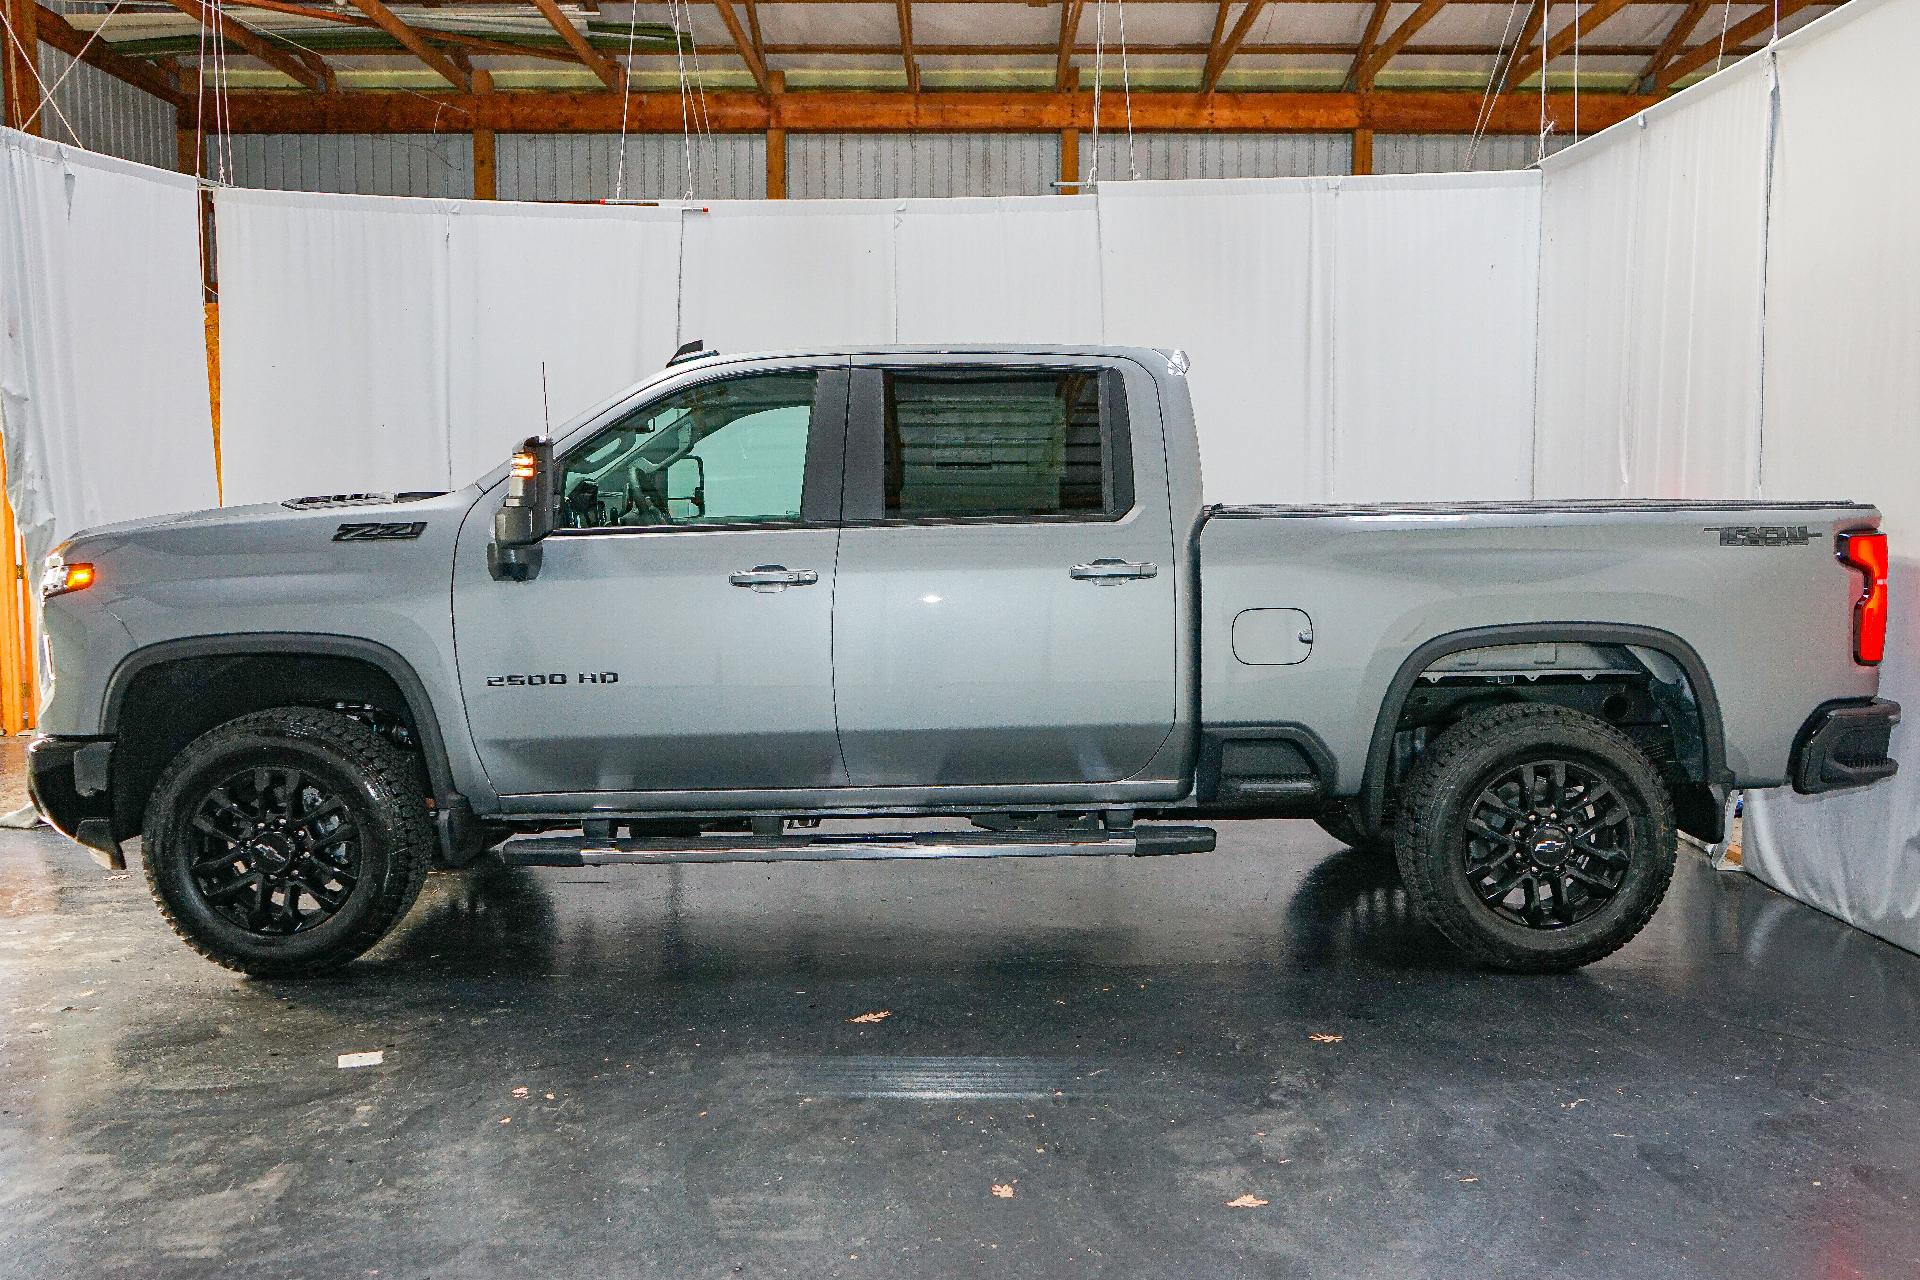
top-left (1791, 699), bottom-right (1901, 795)
top-left (26, 735), bottom-right (124, 869)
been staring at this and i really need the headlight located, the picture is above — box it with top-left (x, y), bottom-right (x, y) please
top-left (40, 554), bottom-right (95, 599)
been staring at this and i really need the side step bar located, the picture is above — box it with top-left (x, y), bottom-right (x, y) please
top-left (498, 825), bottom-right (1217, 868)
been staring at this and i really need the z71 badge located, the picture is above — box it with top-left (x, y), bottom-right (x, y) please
top-left (1704, 524), bottom-right (1813, 547)
top-left (486, 671), bottom-right (620, 687)
top-left (334, 521), bottom-right (427, 541)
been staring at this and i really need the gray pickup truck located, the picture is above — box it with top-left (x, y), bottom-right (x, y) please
top-left (27, 345), bottom-right (1899, 977)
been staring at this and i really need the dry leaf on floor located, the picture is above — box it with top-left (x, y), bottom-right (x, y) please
top-left (848, 1010), bottom-right (892, 1024)
top-left (991, 1184), bottom-right (1016, 1199)
top-left (1308, 1033), bottom-right (1343, 1044)
top-left (511, 1086), bottom-right (529, 1098)
top-left (1226, 1194), bottom-right (1269, 1208)
top-left (1458, 1176), bottom-right (1479, 1183)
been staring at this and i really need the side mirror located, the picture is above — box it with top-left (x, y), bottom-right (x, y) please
top-left (488, 436), bottom-right (556, 582)
top-left (667, 454), bottom-right (706, 520)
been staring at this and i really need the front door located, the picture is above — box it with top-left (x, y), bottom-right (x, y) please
top-left (830, 356), bottom-right (1180, 788)
top-left (453, 363), bottom-right (849, 801)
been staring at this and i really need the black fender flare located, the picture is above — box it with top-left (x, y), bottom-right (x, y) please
top-left (1357, 622), bottom-right (1728, 830)
top-left (103, 633), bottom-right (461, 805)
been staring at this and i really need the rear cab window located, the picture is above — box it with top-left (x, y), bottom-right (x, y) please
top-left (844, 364), bottom-right (1135, 524)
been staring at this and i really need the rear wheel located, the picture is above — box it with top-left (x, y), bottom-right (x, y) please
top-left (142, 707), bottom-right (434, 977)
top-left (1394, 704), bottom-right (1675, 972)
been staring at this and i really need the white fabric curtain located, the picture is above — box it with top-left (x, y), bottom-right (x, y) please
top-left (1098, 172), bottom-right (1542, 505)
top-left (891, 196), bottom-right (1102, 344)
top-left (214, 189), bottom-right (455, 506)
top-left (1738, 0), bottom-right (1920, 954)
top-left (1534, 0), bottom-right (1919, 952)
top-left (0, 128), bottom-right (216, 573)
top-left (444, 201), bottom-right (683, 482)
top-left (1534, 58), bottom-right (1772, 499)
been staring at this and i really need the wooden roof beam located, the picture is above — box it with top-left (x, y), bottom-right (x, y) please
top-left (205, 87), bottom-right (1661, 135)
top-left (1344, 0), bottom-right (1390, 90)
top-left (346, 0), bottom-right (469, 90)
top-left (712, 0), bottom-right (770, 91)
top-left (1502, 0), bottom-right (1634, 87)
top-left (1055, 0), bottom-right (1086, 89)
top-left (528, 0), bottom-right (623, 89)
top-left (1354, 0), bottom-right (1447, 86)
top-left (1638, 0), bottom-right (1712, 89)
top-left (896, 0), bottom-right (919, 91)
top-left (1201, 0), bottom-right (1270, 93)
top-left (1657, 0), bottom-right (1818, 87)
top-left (163, 0), bottom-right (331, 92)
top-left (34, 4), bottom-right (187, 106)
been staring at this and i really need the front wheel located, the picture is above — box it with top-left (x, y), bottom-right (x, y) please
top-left (1394, 704), bottom-right (1676, 973)
top-left (142, 707), bottom-right (435, 977)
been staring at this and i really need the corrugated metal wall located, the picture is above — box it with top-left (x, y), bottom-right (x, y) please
top-left (496, 133), bottom-right (764, 202)
top-left (1088, 132), bottom-right (1352, 183)
top-left (789, 133), bottom-right (1058, 199)
top-left (209, 133), bottom-right (476, 198)
top-left (1374, 133), bottom-right (1574, 174)
top-left (33, 47), bottom-right (176, 170)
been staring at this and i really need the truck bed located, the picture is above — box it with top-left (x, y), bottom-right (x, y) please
top-left (1196, 498), bottom-right (1883, 795)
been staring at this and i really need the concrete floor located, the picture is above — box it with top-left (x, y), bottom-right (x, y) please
top-left (3, 750), bottom-right (1919, 1279)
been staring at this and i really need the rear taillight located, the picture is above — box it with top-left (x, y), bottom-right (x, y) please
top-left (1837, 530), bottom-right (1889, 665)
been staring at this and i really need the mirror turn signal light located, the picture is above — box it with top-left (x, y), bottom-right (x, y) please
top-left (510, 452), bottom-right (539, 480)
top-left (41, 558), bottom-right (95, 599)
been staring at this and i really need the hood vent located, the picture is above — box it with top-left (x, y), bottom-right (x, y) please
top-left (283, 491), bottom-right (444, 510)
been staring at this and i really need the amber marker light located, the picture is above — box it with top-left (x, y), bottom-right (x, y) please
top-left (41, 557), bottom-right (95, 599)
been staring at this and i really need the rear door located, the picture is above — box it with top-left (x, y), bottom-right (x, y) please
top-left (453, 361), bottom-right (849, 801)
top-left (831, 354), bottom-right (1179, 787)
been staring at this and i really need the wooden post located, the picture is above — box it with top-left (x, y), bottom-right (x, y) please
top-left (1352, 127), bottom-right (1373, 175)
top-left (1058, 67), bottom-right (1079, 194)
top-left (765, 69), bottom-right (786, 199)
top-left (0, 443), bottom-right (27, 734)
top-left (204, 302), bottom-right (222, 504)
top-left (2, 0), bottom-right (40, 134)
top-left (471, 68), bottom-right (496, 199)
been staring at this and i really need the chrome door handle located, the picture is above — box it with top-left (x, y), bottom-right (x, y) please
top-left (729, 565), bottom-right (819, 592)
top-left (1070, 558), bottom-right (1158, 584)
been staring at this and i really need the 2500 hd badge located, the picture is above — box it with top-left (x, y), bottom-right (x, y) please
top-left (485, 671), bottom-right (621, 687)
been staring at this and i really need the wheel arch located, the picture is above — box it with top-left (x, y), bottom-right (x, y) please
top-left (1357, 623), bottom-right (1728, 838)
top-left (103, 634), bottom-right (459, 830)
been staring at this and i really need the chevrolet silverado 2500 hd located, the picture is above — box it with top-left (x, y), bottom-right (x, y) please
top-left (26, 345), bottom-right (1900, 976)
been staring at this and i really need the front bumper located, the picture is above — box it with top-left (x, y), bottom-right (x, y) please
top-left (26, 735), bottom-right (124, 869)
top-left (1791, 699), bottom-right (1901, 795)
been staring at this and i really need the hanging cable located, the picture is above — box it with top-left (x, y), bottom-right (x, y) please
top-left (681, 0), bottom-right (717, 196)
top-left (20, 0), bottom-right (131, 135)
top-left (1570, 0), bottom-right (1580, 144)
top-left (1713, 0), bottom-right (1734, 74)
top-left (666, 0), bottom-right (696, 198)
top-left (1114, 0), bottom-right (1139, 180)
top-left (0, 3), bottom-right (82, 144)
top-left (615, 2), bottom-right (640, 199)
top-left (1536, 0), bottom-right (1550, 163)
top-left (1465, 0), bottom-right (1526, 170)
top-left (1098, 0), bottom-right (1113, 189)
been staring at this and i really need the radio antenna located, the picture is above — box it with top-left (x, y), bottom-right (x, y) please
top-left (540, 361), bottom-right (552, 434)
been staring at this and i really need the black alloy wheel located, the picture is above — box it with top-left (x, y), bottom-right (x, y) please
top-left (143, 706), bottom-right (435, 977)
top-left (1461, 758), bottom-right (1631, 930)
top-left (187, 766), bottom-right (361, 936)
top-left (1393, 703), bottom-right (1676, 972)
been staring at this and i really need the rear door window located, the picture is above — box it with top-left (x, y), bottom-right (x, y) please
top-left (868, 369), bottom-right (1131, 521)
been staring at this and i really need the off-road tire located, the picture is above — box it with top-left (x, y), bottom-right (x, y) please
top-left (1394, 703), bottom-right (1676, 973)
top-left (142, 707), bottom-right (435, 977)
top-left (1314, 801), bottom-right (1391, 853)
